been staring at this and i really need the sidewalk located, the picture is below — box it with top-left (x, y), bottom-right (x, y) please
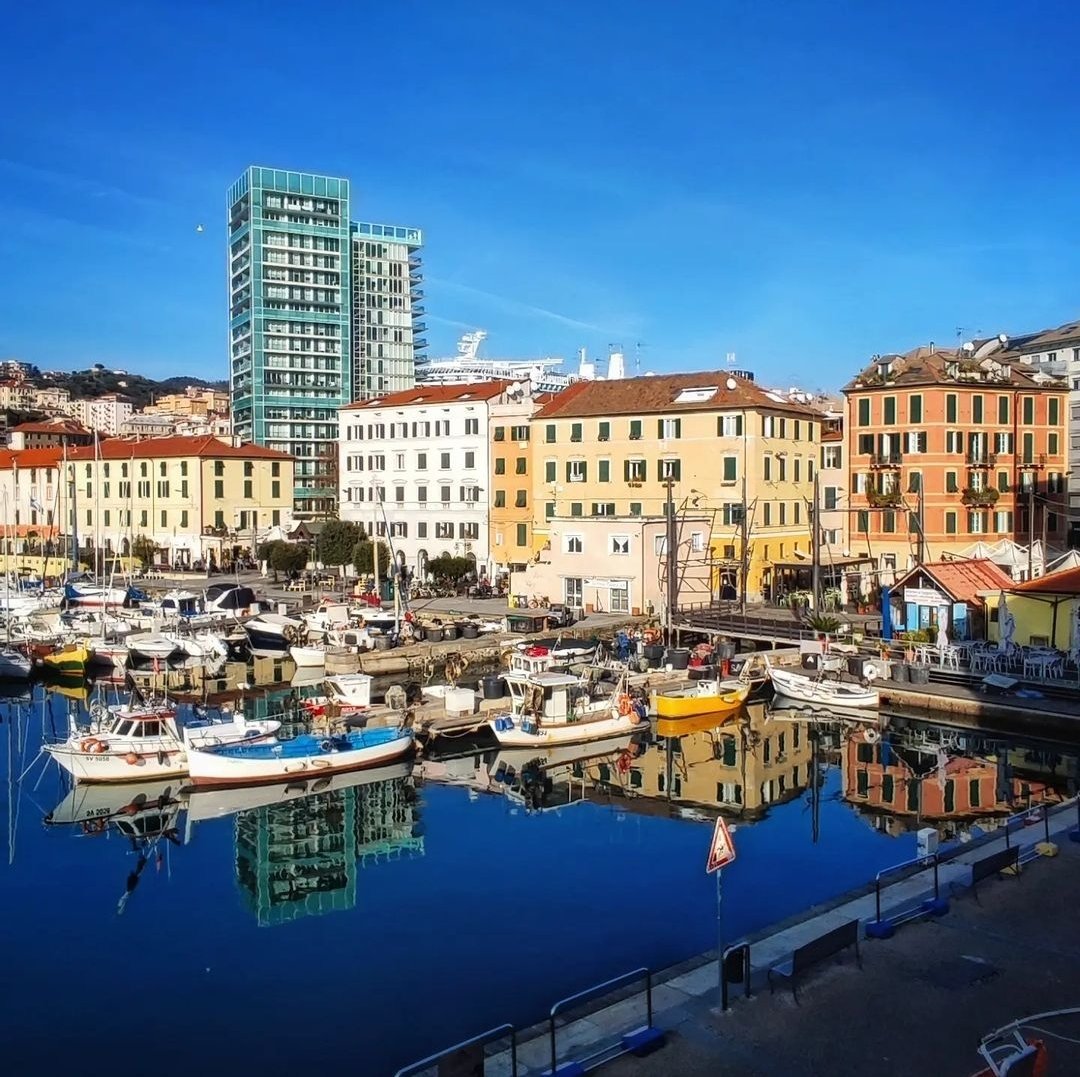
top-left (602, 836), bottom-right (1080, 1076)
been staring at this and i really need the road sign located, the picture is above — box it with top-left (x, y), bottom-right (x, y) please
top-left (706, 816), bottom-right (736, 873)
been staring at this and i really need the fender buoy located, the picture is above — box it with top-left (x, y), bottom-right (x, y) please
top-left (319, 739), bottom-right (333, 752)
top-left (863, 727), bottom-right (881, 745)
top-left (80, 738), bottom-right (100, 753)
top-left (82, 819), bottom-right (108, 835)
top-left (618, 694), bottom-right (632, 716)
top-left (617, 751), bottom-right (632, 774)
top-left (125, 752), bottom-right (140, 765)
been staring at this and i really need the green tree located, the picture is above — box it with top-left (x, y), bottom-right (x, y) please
top-left (352, 538), bottom-right (390, 576)
top-left (258, 539), bottom-right (284, 581)
top-left (318, 520), bottom-right (362, 566)
top-left (428, 553), bottom-right (473, 584)
top-left (270, 542), bottom-right (309, 577)
top-left (131, 535), bottom-right (157, 569)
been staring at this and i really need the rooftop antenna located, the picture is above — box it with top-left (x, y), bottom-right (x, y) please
top-left (634, 341), bottom-right (644, 377)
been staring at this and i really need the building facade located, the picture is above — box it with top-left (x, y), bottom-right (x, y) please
top-left (488, 391), bottom-right (544, 579)
top-left (844, 347), bottom-right (1068, 581)
top-left (338, 382), bottom-right (516, 578)
top-left (227, 167), bottom-right (424, 518)
top-left (350, 222), bottom-right (424, 399)
top-left (529, 372), bottom-right (819, 603)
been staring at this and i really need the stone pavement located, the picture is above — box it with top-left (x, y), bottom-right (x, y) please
top-left (598, 837), bottom-right (1080, 1076)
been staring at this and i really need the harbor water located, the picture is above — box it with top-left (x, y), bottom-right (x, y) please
top-left (2, 675), bottom-right (1076, 1075)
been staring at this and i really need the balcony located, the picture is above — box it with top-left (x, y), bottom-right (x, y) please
top-left (1017, 452), bottom-right (1048, 470)
top-left (966, 451), bottom-right (997, 468)
top-left (869, 452), bottom-right (903, 469)
top-left (865, 487), bottom-right (902, 508)
top-left (962, 487), bottom-right (1000, 507)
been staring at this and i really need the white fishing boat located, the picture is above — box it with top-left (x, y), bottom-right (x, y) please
top-left (0, 647), bottom-right (32, 679)
top-left (126, 633), bottom-right (181, 660)
top-left (166, 630), bottom-right (228, 660)
top-left (185, 759), bottom-right (412, 826)
top-left (45, 704), bottom-right (281, 783)
top-left (44, 778), bottom-right (187, 833)
top-left (301, 673), bottom-right (373, 717)
top-left (243, 612), bottom-right (305, 653)
top-left (185, 725), bottom-right (414, 787)
top-left (488, 670), bottom-right (647, 747)
top-left (766, 663), bottom-right (880, 709)
top-left (289, 644), bottom-right (326, 667)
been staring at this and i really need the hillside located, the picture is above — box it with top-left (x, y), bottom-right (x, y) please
top-left (34, 366), bottom-right (228, 409)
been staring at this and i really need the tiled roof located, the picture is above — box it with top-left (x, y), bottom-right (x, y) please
top-left (534, 371), bottom-right (818, 420)
top-left (10, 419), bottom-right (91, 434)
top-left (0, 448), bottom-right (65, 469)
top-left (65, 436), bottom-right (291, 461)
top-left (893, 558), bottom-right (1013, 604)
top-left (842, 347), bottom-right (1057, 392)
top-left (1010, 565), bottom-right (1080, 595)
top-left (341, 381), bottom-right (511, 410)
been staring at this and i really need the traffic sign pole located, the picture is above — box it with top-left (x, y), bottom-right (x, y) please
top-left (716, 865), bottom-right (724, 1006)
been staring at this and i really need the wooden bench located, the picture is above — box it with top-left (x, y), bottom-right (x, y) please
top-left (967, 845), bottom-right (1020, 903)
top-left (767, 919), bottom-right (861, 1002)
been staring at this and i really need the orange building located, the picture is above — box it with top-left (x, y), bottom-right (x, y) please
top-left (843, 346), bottom-right (1068, 579)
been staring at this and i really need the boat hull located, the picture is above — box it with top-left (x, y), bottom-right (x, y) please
top-left (45, 743), bottom-right (187, 783)
top-left (289, 645), bottom-right (326, 667)
top-left (654, 683), bottom-right (750, 719)
top-left (488, 711), bottom-right (644, 747)
top-left (768, 666), bottom-right (879, 709)
top-left (186, 729), bottom-right (414, 787)
top-left (42, 646), bottom-right (90, 674)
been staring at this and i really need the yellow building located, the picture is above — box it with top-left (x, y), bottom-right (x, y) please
top-left (143, 388), bottom-right (231, 419)
top-left (489, 392), bottom-right (541, 581)
top-left (987, 564), bottom-right (1080, 649)
top-left (0, 434), bottom-right (293, 571)
top-left (531, 372), bottom-right (820, 602)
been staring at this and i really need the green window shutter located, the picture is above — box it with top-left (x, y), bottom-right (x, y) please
top-left (657, 418), bottom-right (665, 438)
top-left (673, 460), bottom-right (681, 480)
top-left (545, 461), bottom-right (555, 482)
top-left (623, 460), bottom-right (630, 481)
top-left (675, 418), bottom-right (682, 438)
top-left (640, 461), bottom-right (647, 481)
top-left (1049, 398), bottom-right (1059, 425)
top-left (735, 415), bottom-right (743, 436)
top-left (630, 419), bottom-right (641, 439)
top-left (998, 397), bottom-right (1009, 424)
top-left (946, 394), bottom-right (957, 423)
top-left (570, 503), bottom-right (582, 517)
top-left (598, 460), bottom-right (610, 482)
top-left (723, 457), bottom-right (736, 481)
top-left (546, 424), bottom-right (556, 442)
top-left (565, 462), bottom-right (572, 481)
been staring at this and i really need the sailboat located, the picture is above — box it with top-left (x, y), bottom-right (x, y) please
top-left (0, 495), bottom-right (32, 680)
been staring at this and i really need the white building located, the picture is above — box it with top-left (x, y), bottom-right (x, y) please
top-left (59, 394), bottom-right (134, 435)
top-left (338, 381), bottom-right (520, 578)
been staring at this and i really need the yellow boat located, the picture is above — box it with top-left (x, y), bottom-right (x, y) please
top-left (42, 644), bottom-right (91, 676)
top-left (653, 678), bottom-right (751, 721)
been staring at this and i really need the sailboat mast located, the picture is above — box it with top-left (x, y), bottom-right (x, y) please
top-left (94, 430), bottom-right (102, 577)
top-left (67, 440), bottom-right (79, 574)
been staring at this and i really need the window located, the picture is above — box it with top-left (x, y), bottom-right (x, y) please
top-left (515, 490), bottom-right (527, 508)
top-left (629, 419), bottom-right (642, 440)
top-left (779, 503), bottom-right (786, 525)
top-left (1023, 432), bottom-right (1034, 463)
top-left (571, 422), bottom-right (583, 442)
top-left (493, 427), bottom-right (505, 442)
top-left (214, 461), bottom-right (224, 477)
top-left (762, 502), bottom-right (771, 526)
top-left (591, 502), bottom-right (616, 516)
top-left (417, 522), bottom-right (428, 539)
top-left (464, 451), bottom-right (475, 469)
top-left (495, 458), bottom-right (506, 475)
top-left (395, 486), bottom-right (405, 503)
top-left (994, 510), bottom-right (1013, 533)
top-left (763, 456), bottom-right (772, 481)
top-left (214, 480), bottom-right (223, 499)
top-left (417, 452), bottom-right (427, 470)
top-left (717, 414), bottom-right (743, 437)
top-left (511, 425), bottom-right (530, 441)
top-left (972, 395), bottom-right (984, 423)
top-left (611, 534), bottom-right (630, 555)
top-left (417, 487), bottom-right (427, 503)
top-left (160, 510), bottom-right (167, 527)
top-left (659, 458), bottom-right (681, 480)
top-left (998, 395), bottom-right (1009, 424)
top-left (945, 511), bottom-right (957, 535)
top-left (441, 485), bottom-right (451, 503)
top-left (440, 452), bottom-right (451, 469)
top-left (658, 418), bottom-right (681, 439)
top-left (567, 460), bottom-right (587, 482)
top-left (857, 510), bottom-right (869, 534)
top-left (545, 501), bottom-right (555, 518)
top-left (994, 432), bottom-right (1014, 455)
top-left (465, 418), bottom-right (479, 435)
top-left (824, 487), bottom-right (838, 510)
top-left (722, 456), bottom-right (737, 482)
top-left (946, 471), bottom-right (958, 493)
top-left (1049, 397), bottom-right (1060, 425)
top-left (545, 424), bottom-right (556, 443)
top-left (570, 502), bottom-right (582, 517)
top-left (598, 460), bottom-right (610, 482)
top-left (945, 431), bottom-right (964, 454)
top-left (515, 457), bottom-right (527, 475)
top-left (610, 582), bottom-right (629, 613)
top-left (968, 510), bottom-right (987, 534)
top-left (1022, 396), bottom-right (1035, 425)
top-left (909, 395), bottom-right (922, 422)
top-left (516, 523), bottom-right (527, 546)
top-left (1049, 433), bottom-right (1059, 455)
top-left (564, 578), bottom-right (583, 607)
top-left (883, 397), bottom-right (896, 425)
top-left (545, 461), bottom-right (556, 483)
top-left (629, 502), bottom-right (642, 516)
top-left (244, 480), bottom-right (252, 499)
top-left (997, 470), bottom-right (1009, 493)
top-left (882, 510), bottom-right (895, 533)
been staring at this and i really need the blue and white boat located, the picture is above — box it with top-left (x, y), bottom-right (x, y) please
top-left (186, 726), bottom-right (414, 787)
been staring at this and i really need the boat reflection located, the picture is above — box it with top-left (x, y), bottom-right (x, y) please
top-left (840, 719), bottom-right (1076, 841)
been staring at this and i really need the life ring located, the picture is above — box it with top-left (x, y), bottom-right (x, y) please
top-left (319, 739), bottom-right (334, 752)
top-left (616, 750), bottom-right (632, 774)
top-left (863, 727), bottom-right (881, 745)
top-left (644, 629), bottom-right (661, 645)
top-left (618, 694), bottom-right (632, 717)
top-left (125, 752), bottom-right (140, 765)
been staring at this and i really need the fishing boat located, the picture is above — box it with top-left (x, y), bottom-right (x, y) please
top-left (185, 725), bottom-right (414, 787)
top-left (42, 643), bottom-right (91, 675)
top-left (513, 636), bottom-right (600, 663)
top-left (301, 673), bottom-right (373, 717)
top-left (488, 670), bottom-right (647, 747)
top-left (44, 704), bottom-right (282, 783)
top-left (0, 647), bottom-right (32, 679)
top-left (653, 677), bottom-right (751, 720)
top-left (44, 778), bottom-right (186, 834)
top-left (766, 662), bottom-right (880, 709)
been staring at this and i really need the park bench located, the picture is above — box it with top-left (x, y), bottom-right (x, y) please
top-left (767, 919), bottom-right (861, 1002)
top-left (966, 845), bottom-right (1020, 903)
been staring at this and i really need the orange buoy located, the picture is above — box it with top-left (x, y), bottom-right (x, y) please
top-left (618, 694), bottom-right (632, 716)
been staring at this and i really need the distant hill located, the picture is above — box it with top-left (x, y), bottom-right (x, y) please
top-left (33, 366), bottom-right (228, 410)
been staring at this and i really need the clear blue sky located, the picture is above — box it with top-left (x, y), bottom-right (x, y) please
top-left (3, 1), bottom-right (1079, 389)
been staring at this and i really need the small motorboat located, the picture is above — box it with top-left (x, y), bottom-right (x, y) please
top-left (289, 644), bottom-right (326, 667)
top-left (767, 663), bottom-right (880, 709)
top-left (302, 673), bottom-right (372, 717)
top-left (127, 633), bottom-right (181, 660)
top-left (653, 678), bottom-right (750, 720)
top-left (243, 613), bottom-right (305, 653)
top-left (185, 726), bottom-right (414, 787)
top-left (63, 582), bottom-right (134, 609)
top-left (0, 647), bottom-right (32, 680)
top-left (42, 643), bottom-right (91, 675)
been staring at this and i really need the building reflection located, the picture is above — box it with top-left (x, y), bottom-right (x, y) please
top-left (841, 719), bottom-right (1077, 841)
top-left (233, 768), bottom-right (424, 927)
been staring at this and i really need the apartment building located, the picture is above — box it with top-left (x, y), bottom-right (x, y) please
top-left (529, 371), bottom-right (819, 603)
top-left (338, 381), bottom-right (518, 578)
top-left (0, 435), bottom-right (293, 567)
top-left (143, 388), bottom-right (231, 418)
top-left (58, 394), bottom-right (134, 434)
top-left (843, 347), bottom-right (1068, 580)
top-left (489, 390), bottom-right (544, 580)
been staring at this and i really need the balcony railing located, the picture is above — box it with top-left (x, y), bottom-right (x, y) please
top-left (962, 487), bottom-right (1000, 507)
top-left (869, 453), bottom-right (903, 469)
top-left (866, 487), bottom-right (902, 508)
top-left (966, 452), bottom-right (997, 468)
top-left (1017, 452), bottom-right (1048, 470)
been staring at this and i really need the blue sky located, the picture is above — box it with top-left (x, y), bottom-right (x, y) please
top-left (3, 1), bottom-right (1079, 389)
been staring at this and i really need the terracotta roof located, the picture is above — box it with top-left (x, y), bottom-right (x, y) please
top-left (0, 447), bottom-right (65, 469)
top-left (1010, 565), bottom-right (1080, 595)
top-left (64, 436), bottom-right (291, 461)
top-left (10, 419), bottom-right (91, 434)
top-left (893, 558), bottom-right (1013, 604)
top-left (534, 371), bottom-right (818, 420)
top-left (341, 381), bottom-right (511, 411)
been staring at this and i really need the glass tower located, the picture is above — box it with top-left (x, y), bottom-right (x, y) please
top-left (227, 167), bottom-right (352, 518)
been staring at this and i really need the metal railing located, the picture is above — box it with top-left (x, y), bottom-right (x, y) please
top-left (549, 967), bottom-right (652, 1075)
top-left (871, 853), bottom-right (940, 926)
top-left (393, 1023), bottom-right (516, 1077)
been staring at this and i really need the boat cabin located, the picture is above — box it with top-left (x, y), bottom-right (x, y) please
top-left (504, 671), bottom-right (599, 724)
top-left (106, 708), bottom-right (180, 741)
top-left (325, 674), bottom-right (373, 708)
